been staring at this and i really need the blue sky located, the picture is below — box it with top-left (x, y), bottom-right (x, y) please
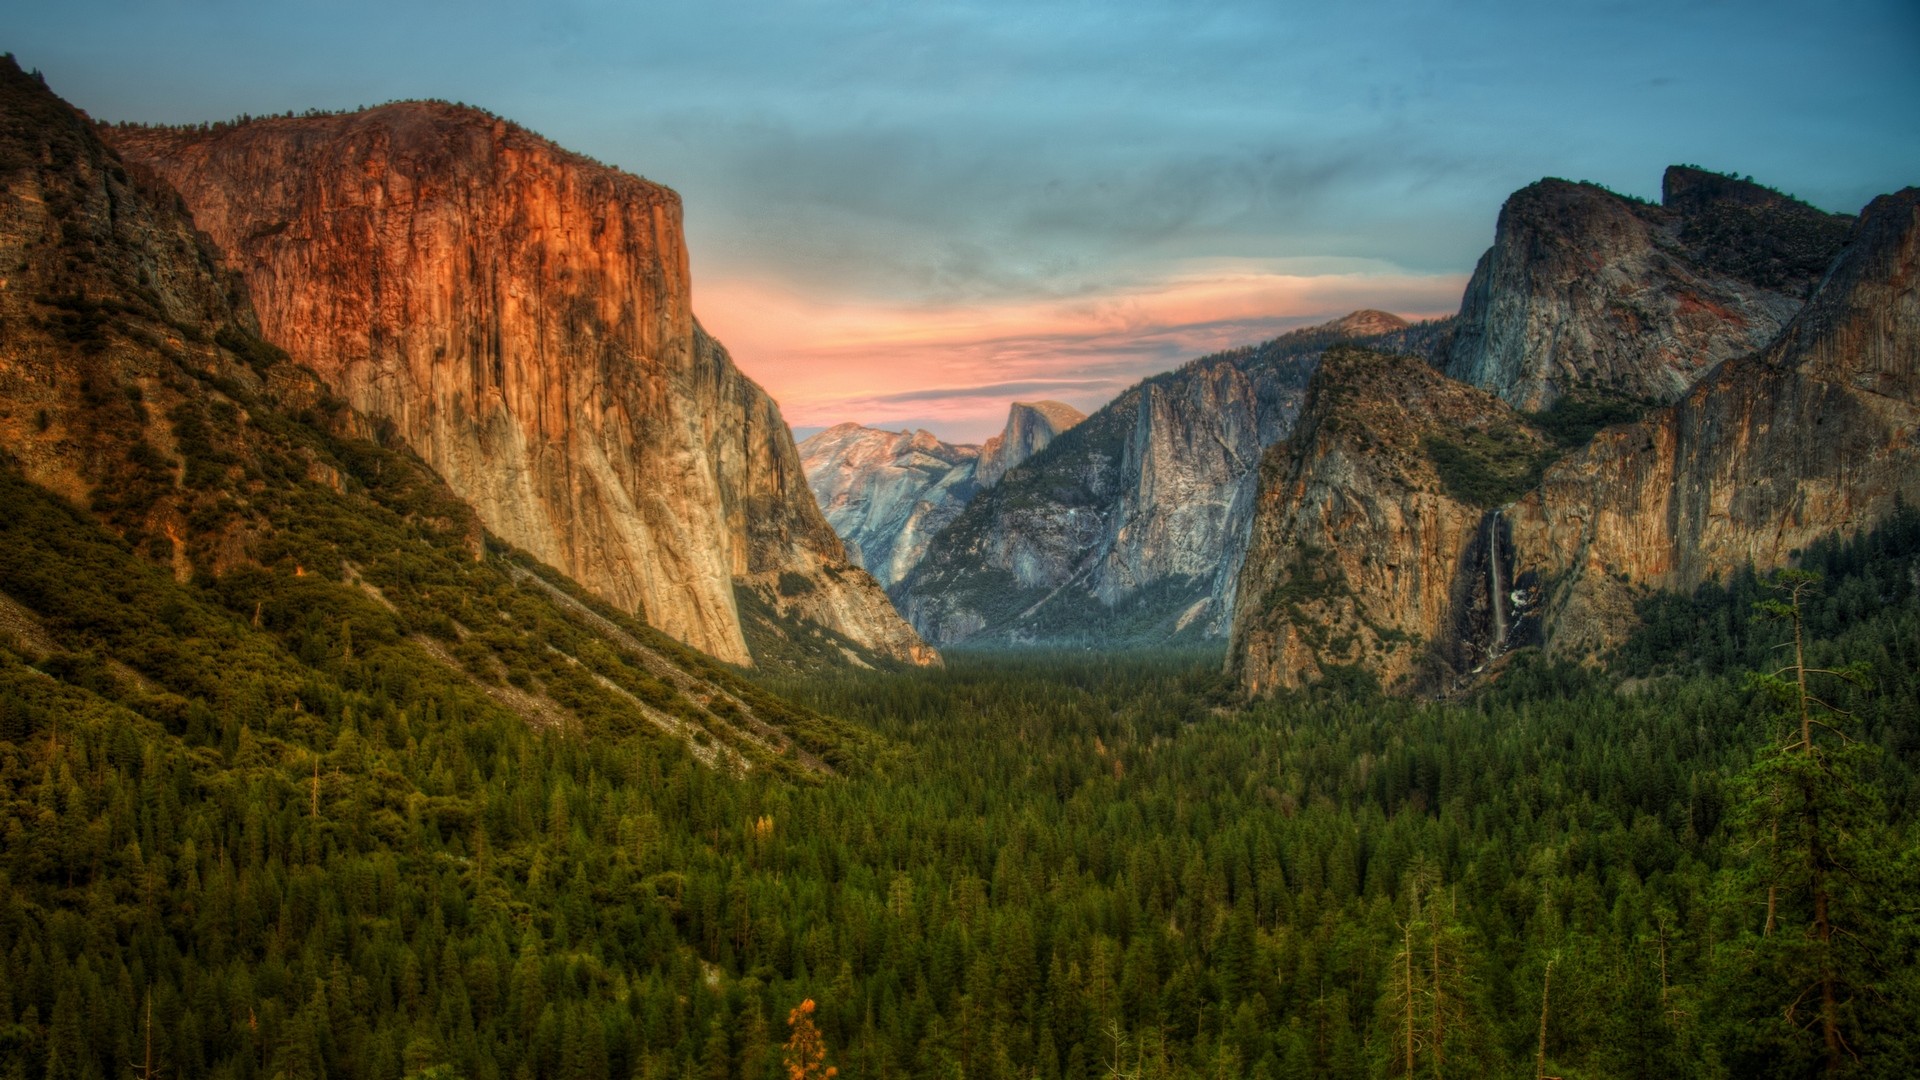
top-left (10, 0), bottom-right (1918, 439)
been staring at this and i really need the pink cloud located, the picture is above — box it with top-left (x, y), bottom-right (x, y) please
top-left (697, 262), bottom-right (1469, 442)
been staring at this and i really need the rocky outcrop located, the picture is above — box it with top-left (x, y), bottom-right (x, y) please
top-left (1226, 348), bottom-right (1552, 693)
top-left (798, 399), bottom-right (1081, 590)
top-left (1505, 186), bottom-right (1920, 659)
top-left (897, 312), bottom-right (1452, 646)
top-left (1444, 169), bottom-right (1850, 411)
top-left (799, 423), bottom-right (981, 589)
top-left (1229, 185), bottom-right (1918, 695)
top-left (975, 400), bottom-right (1084, 487)
top-left (109, 104), bottom-right (931, 667)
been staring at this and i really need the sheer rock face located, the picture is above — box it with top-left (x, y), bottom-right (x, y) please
top-left (897, 312), bottom-right (1451, 646)
top-left (1229, 187), bottom-right (1919, 696)
top-left (1443, 171), bottom-right (1849, 411)
top-left (109, 106), bottom-right (931, 667)
top-left (1506, 187), bottom-right (1920, 659)
top-left (975, 400), bottom-right (1085, 488)
top-left (799, 424), bottom-right (981, 589)
top-left (1226, 349), bottom-right (1549, 694)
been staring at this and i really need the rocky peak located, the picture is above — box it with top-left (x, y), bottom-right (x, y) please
top-left (1662, 165), bottom-right (1857, 298)
top-left (1662, 164), bottom-right (1798, 214)
top-left (1230, 183), bottom-right (1918, 697)
top-left (1443, 171), bottom-right (1825, 411)
top-left (1324, 309), bottom-right (1411, 337)
top-left (1495, 183), bottom-right (1916, 660)
top-left (798, 423), bottom-right (981, 590)
top-left (108, 104), bottom-right (932, 668)
top-left (976, 399), bottom-right (1085, 487)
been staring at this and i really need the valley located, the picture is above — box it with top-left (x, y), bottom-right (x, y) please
top-left (0, 36), bottom-right (1916, 1080)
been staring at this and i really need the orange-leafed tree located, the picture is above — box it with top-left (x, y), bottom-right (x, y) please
top-left (783, 999), bottom-right (838, 1080)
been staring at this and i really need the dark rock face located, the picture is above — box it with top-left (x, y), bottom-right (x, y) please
top-left (0, 58), bottom-right (295, 577)
top-left (108, 106), bottom-right (932, 667)
top-left (1229, 181), bottom-right (1918, 696)
top-left (896, 312), bottom-right (1452, 646)
top-left (1663, 166), bottom-right (1859, 296)
top-left (1443, 170), bottom-right (1851, 412)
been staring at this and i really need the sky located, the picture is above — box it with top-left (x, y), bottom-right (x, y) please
top-left (9, 1), bottom-right (1918, 442)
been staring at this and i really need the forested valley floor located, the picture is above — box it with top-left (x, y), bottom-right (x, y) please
top-left (2, 505), bottom-right (1918, 1080)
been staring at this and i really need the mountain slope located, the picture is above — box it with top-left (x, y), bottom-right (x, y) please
top-left (896, 312), bottom-right (1451, 646)
top-left (1229, 183), bottom-right (1919, 695)
top-left (0, 56), bottom-right (866, 773)
top-left (106, 104), bottom-right (931, 668)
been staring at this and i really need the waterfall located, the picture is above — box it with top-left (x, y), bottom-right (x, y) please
top-left (1487, 509), bottom-right (1508, 657)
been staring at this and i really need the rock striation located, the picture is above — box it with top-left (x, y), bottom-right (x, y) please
top-left (799, 424), bottom-right (982, 589)
top-left (897, 312), bottom-right (1451, 646)
top-left (1444, 169), bottom-right (1851, 411)
top-left (1230, 179), bottom-right (1918, 695)
top-left (108, 105), bottom-right (931, 667)
top-left (798, 399), bottom-right (1081, 589)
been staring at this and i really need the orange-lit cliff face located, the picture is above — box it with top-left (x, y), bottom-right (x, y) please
top-left (111, 105), bottom-right (932, 667)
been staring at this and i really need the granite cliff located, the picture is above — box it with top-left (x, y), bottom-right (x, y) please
top-left (975, 400), bottom-right (1085, 487)
top-left (108, 105), bottom-right (931, 667)
top-left (1505, 185), bottom-right (1920, 660)
top-left (0, 58), bottom-right (862, 768)
top-left (897, 312), bottom-right (1450, 646)
top-left (1226, 348), bottom-right (1552, 693)
top-left (1444, 167), bottom-right (1851, 412)
top-left (1230, 180), bottom-right (1918, 695)
top-left (798, 399), bottom-right (1081, 589)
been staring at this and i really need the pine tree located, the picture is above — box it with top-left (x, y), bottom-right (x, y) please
top-left (782, 1000), bottom-right (836, 1080)
top-left (1724, 570), bottom-right (1882, 1075)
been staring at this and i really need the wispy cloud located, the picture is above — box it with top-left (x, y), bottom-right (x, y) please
top-left (703, 261), bottom-right (1468, 441)
top-left (14, 0), bottom-right (1916, 444)
top-left (857, 379), bottom-right (1129, 406)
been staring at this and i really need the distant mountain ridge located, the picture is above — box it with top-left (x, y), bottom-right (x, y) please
top-left (798, 400), bottom-right (1082, 589)
top-left (893, 311), bottom-right (1452, 647)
